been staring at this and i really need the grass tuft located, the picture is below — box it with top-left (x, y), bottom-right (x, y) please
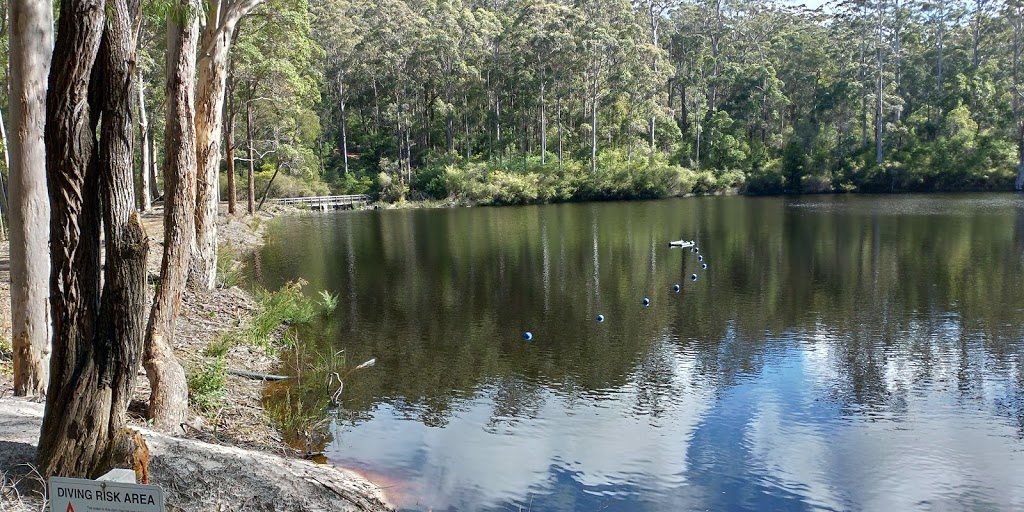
top-left (188, 357), bottom-right (227, 414)
top-left (0, 336), bottom-right (12, 378)
top-left (215, 280), bottom-right (337, 355)
top-left (317, 290), bottom-right (339, 313)
top-left (216, 243), bottom-right (245, 288)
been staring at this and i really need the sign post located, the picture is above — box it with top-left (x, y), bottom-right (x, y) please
top-left (49, 476), bottom-right (165, 512)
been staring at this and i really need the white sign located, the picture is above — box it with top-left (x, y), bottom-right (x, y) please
top-left (49, 476), bottom-right (165, 512)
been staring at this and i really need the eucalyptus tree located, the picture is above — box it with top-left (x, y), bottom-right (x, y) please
top-left (193, 0), bottom-right (268, 290)
top-left (231, 0), bottom-right (322, 203)
top-left (8, 0), bottom-right (53, 397)
top-left (423, 0), bottom-right (486, 160)
top-left (39, 0), bottom-right (151, 476)
top-left (362, 0), bottom-right (427, 180)
top-left (312, 0), bottom-right (364, 175)
top-left (143, 0), bottom-right (200, 434)
top-left (577, 0), bottom-right (633, 172)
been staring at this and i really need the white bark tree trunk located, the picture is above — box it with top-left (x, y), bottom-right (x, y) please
top-left (192, 0), bottom-right (264, 290)
top-left (8, 0), bottom-right (53, 397)
top-left (0, 109), bottom-right (9, 240)
top-left (138, 70), bottom-right (151, 212)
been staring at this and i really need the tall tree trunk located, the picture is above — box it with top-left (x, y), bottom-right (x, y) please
top-left (876, 0), bottom-right (885, 164)
top-left (1013, 5), bottom-right (1024, 189)
top-left (340, 76), bottom-right (349, 174)
top-left (496, 90), bottom-right (502, 164)
top-left (225, 73), bottom-right (236, 215)
top-left (39, 0), bottom-right (150, 477)
top-left (591, 76), bottom-right (599, 173)
top-left (0, 110), bottom-right (7, 241)
top-left (225, 114), bottom-right (236, 215)
top-left (557, 93), bottom-right (563, 169)
top-left (9, 0), bottom-right (54, 397)
top-left (540, 80), bottom-right (546, 165)
top-left (246, 95), bottom-right (256, 214)
top-left (148, 126), bottom-right (158, 198)
top-left (934, 0), bottom-right (946, 131)
top-left (372, 78), bottom-right (381, 135)
top-left (971, 0), bottom-right (986, 67)
top-left (143, 2), bottom-right (198, 433)
top-left (446, 83), bottom-right (454, 160)
top-left (464, 94), bottom-right (471, 160)
top-left (627, 89), bottom-right (636, 162)
top-left (138, 70), bottom-right (151, 212)
top-left (695, 95), bottom-right (701, 169)
top-left (710, 0), bottom-right (722, 111)
top-left (649, 1), bottom-right (660, 153)
top-left (860, 2), bottom-right (869, 148)
top-left (193, 0), bottom-right (264, 290)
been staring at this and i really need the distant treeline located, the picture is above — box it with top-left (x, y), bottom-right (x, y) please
top-left (303, 0), bottom-right (1024, 204)
top-left (109, 0), bottom-right (1024, 204)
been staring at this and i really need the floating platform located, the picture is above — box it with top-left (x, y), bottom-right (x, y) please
top-left (669, 240), bottom-right (695, 248)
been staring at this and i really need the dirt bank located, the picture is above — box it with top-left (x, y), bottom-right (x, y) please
top-left (0, 205), bottom-right (392, 510)
top-left (0, 398), bottom-right (389, 511)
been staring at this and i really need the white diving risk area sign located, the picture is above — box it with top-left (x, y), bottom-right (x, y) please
top-left (49, 476), bottom-right (165, 512)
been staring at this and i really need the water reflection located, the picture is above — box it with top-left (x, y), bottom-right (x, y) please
top-left (257, 194), bottom-right (1024, 511)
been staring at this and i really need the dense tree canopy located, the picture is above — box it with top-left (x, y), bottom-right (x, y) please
top-left (1, 0), bottom-right (1022, 211)
top-left (293, 0), bottom-right (1024, 203)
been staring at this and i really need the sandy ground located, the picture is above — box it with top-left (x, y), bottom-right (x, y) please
top-left (0, 205), bottom-right (393, 511)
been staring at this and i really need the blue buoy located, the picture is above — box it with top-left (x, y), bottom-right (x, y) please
top-left (691, 274), bottom-right (698, 281)
top-left (673, 284), bottom-right (680, 292)
top-left (597, 314), bottom-right (605, 322)
top-left (702, 263), bottom-right (708, 269)
top-left (642, 297), bottom-right (650, 306)
top-left (698, 255), bottom-right (703, 262)
top-left (523, 331), bottom-right (533, 341)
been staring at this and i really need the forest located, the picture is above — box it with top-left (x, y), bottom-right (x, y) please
top-left (299, 0), bottom-right (1024, 203)
top-left (2, 0), bottom-right (1024, 209)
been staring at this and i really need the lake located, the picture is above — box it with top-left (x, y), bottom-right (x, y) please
top-left (254, 194), bottom-right (1024, 511)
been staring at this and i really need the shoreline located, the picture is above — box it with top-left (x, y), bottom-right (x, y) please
top-left (0, 204), bottom-right (393, 511)
top-left (377, 186), bottom-right (1023, 211)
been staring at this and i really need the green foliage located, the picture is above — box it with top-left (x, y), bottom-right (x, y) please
top-left (219, 280), bottom-right (337, 352)
top-left (188, 358), bottom-right (227, 413)
top-left (123, 0), bottom-right (1023, 204)
top-left (0, 335), bottom-right (11, 378)
top-left (434, 151), bottom-right (744, 205)
top-left (317, 290), bottom-right (339, 312)
top-left (203, 336), bottom-right (234, 359)
top-left (335, 172), bottom-right (374, 195)
top-left (253, 164), bottom-right (330, 199)
top-left (376, 164), bottom-right (409, 203)
top-left (216, 244), bottom-right (244, 288)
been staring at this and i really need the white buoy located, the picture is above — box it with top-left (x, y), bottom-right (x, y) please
top-left (597, 314), bottom-right (605, 322)
top-left (524, 331), bottom-right (533, 341)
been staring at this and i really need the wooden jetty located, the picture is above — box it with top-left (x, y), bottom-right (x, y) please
top-left (669, 240), bottom-right (695, 248)
top-left (274, 194), bottom-right (371, 211)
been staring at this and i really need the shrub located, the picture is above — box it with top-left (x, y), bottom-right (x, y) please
top-left (376, 170), bottom-right (408, 203)
top-left (188, 358), bottom-right (227, 413)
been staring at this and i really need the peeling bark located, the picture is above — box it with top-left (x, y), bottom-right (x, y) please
top-left (8, 0), bottom-right (54, 397)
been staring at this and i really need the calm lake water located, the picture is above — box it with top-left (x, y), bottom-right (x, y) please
top-left (255, 194), bottom-right (1024, 511)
